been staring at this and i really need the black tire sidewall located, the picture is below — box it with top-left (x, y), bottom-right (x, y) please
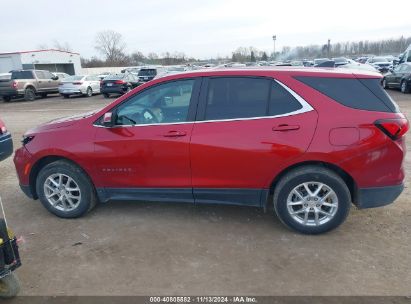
top-left (36, 162), bottom-right (94, 218)
top-left (86, 87), bottom-right (92, 97)
top-left (275, 171), bottom-right (350, 234)
top-left (24, 88), bottom-right (35, 101)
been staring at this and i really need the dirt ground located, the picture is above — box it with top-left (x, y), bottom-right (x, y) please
top-left (0, 90), bottom-right (410, 296)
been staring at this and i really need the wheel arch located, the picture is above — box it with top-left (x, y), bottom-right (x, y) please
top-left (29, 155), bottom-right (95, 199)
top-left (268, 160), bottom-right (358, 209)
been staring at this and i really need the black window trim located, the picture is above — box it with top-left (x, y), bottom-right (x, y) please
top-left (195, 76), bottom-right (313, 123)
top-left (94, 77), bottom-right (203, 128)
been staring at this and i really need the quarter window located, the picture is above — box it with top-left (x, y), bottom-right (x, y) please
top-left (269, 81), bottom-right (302, 115)
top-left (115, 79), bottom-right (195, 126)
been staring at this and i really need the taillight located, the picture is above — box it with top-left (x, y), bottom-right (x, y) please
top-left (0, 126), bottom-right (6, 134)
top-left (375, 118), bottom-right (409, 140)
top-left (115, 80), bottom-right (125, 84)
top-left (73, 82), bottom-right (83, 85)
top-left (11, 81), bottom-right (17, 89)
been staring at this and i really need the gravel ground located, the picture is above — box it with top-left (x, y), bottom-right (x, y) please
top-left (0, 90), bottom-right (410, 296)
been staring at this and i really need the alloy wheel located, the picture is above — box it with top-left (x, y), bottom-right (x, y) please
top-left (286, 182), bottom-right (338, 227)
top-left (43, 173), bottom-right (81, 212)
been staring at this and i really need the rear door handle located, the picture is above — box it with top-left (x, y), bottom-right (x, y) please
top-left (163, 131), bottom-right (187, 137)
top-left (272, 124), bottom-right (300, 131)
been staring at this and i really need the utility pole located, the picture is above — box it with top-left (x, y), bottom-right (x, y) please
top-left (327, 39), bottom-right (331, 58)
top-left (272, 35), bottom-right (277, 60)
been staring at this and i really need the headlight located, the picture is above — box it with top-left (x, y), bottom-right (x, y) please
top-left (21, 135), bottom-right (35, 146)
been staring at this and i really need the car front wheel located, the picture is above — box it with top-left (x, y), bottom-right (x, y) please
top-left (36, 160), bottom-right (97, 218)
top-left (273, 166), bottom-right (351, 234)
top-left (401, 80), bottom-right (410, 93)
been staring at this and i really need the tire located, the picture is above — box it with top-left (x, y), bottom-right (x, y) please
top-left (36, 160), bottom-right (97, 218)
top-left (273, 166), bottom-right (351, 234)
top-left (0, 273), bottom-right (20, 298)
top-left (24, 87), bottom-right (36, 101)
top-left (85, 87), bottom-right (93, 97)
top-left (2, 96), bottom-right (11, 102)
top-left (400, 80), bottom-right (410, 93)
top-left (103, 93), bottom-right (110, 98)
top-left (382, 78), bottom-right (389, 89)
top-left (40, 93), bottom-right (47, 98)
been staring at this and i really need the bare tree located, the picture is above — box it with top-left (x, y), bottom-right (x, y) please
top-left (95, 30), bottom-right (127, 64)
top-left (53, 40), bottom-right (72, 52)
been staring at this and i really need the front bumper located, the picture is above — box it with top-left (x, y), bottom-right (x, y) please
top-left (356, 183), bottom-right (404, 209)
top-left (0, 133), bottom-right (13, 161)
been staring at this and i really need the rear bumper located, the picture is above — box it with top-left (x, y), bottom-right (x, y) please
top-left (0, 89), bottom-right (19, 97)
top-left (0, 133), bottom-right (13, 161)
top-left (101, 87), bottom-right (127, 94)
top-left (356, 183), bottom-right (404, 209)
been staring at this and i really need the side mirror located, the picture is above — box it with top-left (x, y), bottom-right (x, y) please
top-left (52, 76), bottom-right (59, 80)
top-left (102, 112), bottom-right (114, 127)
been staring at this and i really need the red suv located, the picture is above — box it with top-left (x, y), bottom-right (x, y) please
top-left (13, 68), bottom-right (409, 234)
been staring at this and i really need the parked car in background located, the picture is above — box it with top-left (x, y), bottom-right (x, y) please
top-left (0, 70), bottom-right (59, 102)
top-left (137, 67), bottom-right (166, 84)
top-left (337, 63), bottom-right (379, 72)
top-left (100, 73), bottom-right (139, 98)
top-left (366, 57), bottom-right (392, 73)
top-left (313, 58), bottom-right (330, 66)
top-left (14, 68), bottom-right (409, 234)
top-left (0, 118), bottom-right (13, 162)
top-left (0, 73), bottom-right (11, 81)
top-left (332, 57), bottom-right (350, 66)
top-left (59, 75), bottom-right (101, 98)
top-left (52, 72), bottom-right (70, 80)
top-left (382, 63), bottom-right (411, 93)
top-left (96, 73), bottom-right (111, 81)
top-left (121, 67), bottom-right (141, 76)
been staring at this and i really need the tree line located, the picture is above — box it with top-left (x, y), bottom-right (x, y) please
top-left (42, 31), bottom-right (411, 67)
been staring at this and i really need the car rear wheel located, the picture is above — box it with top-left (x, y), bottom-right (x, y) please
top-left (40, 93), bottom-right (47, 98)
top-left (103, 93), bottom-right (110, 98)
top-left (2, 96), bottom-right (11, 102)
top-left (400, 80), bottom-right (409, 93)
top-left (24, 88), bottom-right (36, 101)
top-left (62, 94), bottom-right (69, 99)
top-left (36, 160), bottom-right (97, 218)
top-left (273, 166), bottom-right (351, 234)
top-left (85, 87), bottom-right (93, 97)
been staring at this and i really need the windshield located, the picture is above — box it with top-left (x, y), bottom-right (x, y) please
top-left (371, 57), bottom-right (388, 63)
top-left (138, 69), bottom-right (157, 76)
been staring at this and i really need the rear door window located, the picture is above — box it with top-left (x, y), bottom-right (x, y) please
top-left (204, 77), bottom-right (270, 120)
top-left (295, 76), bottom-right (398, 113)
top-left (35, 71), bottom-right (46, 79)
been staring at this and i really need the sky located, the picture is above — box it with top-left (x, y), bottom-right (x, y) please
top-left (1, 0), bottom-right (411, 59)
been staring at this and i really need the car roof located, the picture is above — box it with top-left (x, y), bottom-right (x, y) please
top-left (155, 66), bottom-right (382, 81)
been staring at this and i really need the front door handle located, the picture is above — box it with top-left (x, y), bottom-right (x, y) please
top-left (272, 124), bottom-right (300, 131)
top-left (163, 130), bottom-right (187, 137)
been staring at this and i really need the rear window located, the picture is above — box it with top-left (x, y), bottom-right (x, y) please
top-left (138, 69), bottom-right (157, 76)
top-left (295, 76), bottom-right (398, 113)
top-left (11, 71), bottom-right (34, 79)
top-left (65, 76), bottom-right (84, 81)
top-left (104, 75), bottom-right (123, 80)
